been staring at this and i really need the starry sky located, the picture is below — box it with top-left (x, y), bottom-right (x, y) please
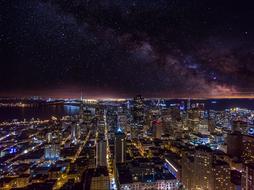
top-left (1, 0), bottom-right (254, 98)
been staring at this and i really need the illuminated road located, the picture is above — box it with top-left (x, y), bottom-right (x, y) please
top-left (54, 131), bottom-right (91, 190)
top-left (61, 133), bottom-right (71, 146)
top-left (72, 130), bottom-right (91, 163)
top-left (0, 120), bottom-right (50, 127)
top-left (104, 113), bottom-right (117, 190)
top-left (5, 143), bottom-right (43, 164)
top-left (132, 140), bottom-right (145, 157)
top-left (0, 132), bottom-right (16, 142)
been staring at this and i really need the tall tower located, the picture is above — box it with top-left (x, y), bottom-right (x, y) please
top-left (193, 146), bottom-right (213, 190)
top-left (242, 163), bottom-right (254, 190)
top-left (96, 137), bottom-right (107, 167)
top-left (114, 129), bottom-right (126, 163)
top-left (44, 132), bottom-right (60, 161)
top-left (133, 95), bottom-right (145, 125)
top-left (46, 132), bottom-right (53, 144)
top-left (79, 89), bottom-right (86, 120)
top-left (71, 124), bottom-right (80, 144)
top-left (152, 119), bottom-right (162, 139)
top-left (187, 98), bottom-right (191, 110)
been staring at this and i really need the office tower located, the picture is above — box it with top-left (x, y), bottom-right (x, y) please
top-left (84, 109), bottom-right (93, 124)
top-left (97, 117), bottom-right (106, 134)
top-left (181, 150), bottom-right (195, 190)
top-left (187, 98), bottom-right (191, 110)
top-left (44, 144), bottom-right (60, 161)
top-left (71, 124), bottom-right (80, 144)
top-left (232, 120), bottom-right (248, 133)
top-left (242, 163), bottom-right (254, 190)
top-left (197, 119), bottom-right (209, 134)
top-left (187, 108), bottom-right (200, 132)
top-left (133, 95), bottom-right (144, 125)
top-left (230, 170), bottom-right (242, 190)
top-left (46, 132), bottom-right (52, 144)
top-left (208, 118), bottom-right (216, 133)
top-left (79, 101), bottom-right (84, 120)
top-left (130, 123), bottom-right (139, 139)
top-left (170, 106), bottom-right (181, 121)
top-left (152, 120), bottom-right (162, 139)
top-left (114, 129), bottom-right (126, 163)
top-left (193, 146), bottom-right (213, 190)
top-left (117, 113), bottom-right (128, 131)
top-left (90, 167), bottom-right (110, 190)
top-left (126, 100), bottom-right (130, 110)
top-left (96, 138), bottom-right (107, 167)
top-left (242, 135), bottom-right (254, 163)
top-left (160, 109), bottom-right (172, 135)
top-left (226, 132), bottom-right (243, 159)
top-left (212, 160), bottom-right (232, 190)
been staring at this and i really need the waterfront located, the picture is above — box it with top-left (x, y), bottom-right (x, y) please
top-left (1, 98), bottom-right (254, 122)
top-left (0, 105), bottom-right (80, 122)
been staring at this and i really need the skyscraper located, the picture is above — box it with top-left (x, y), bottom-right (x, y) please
top-left (44, 144), bottom-right (60, 161)
top-left (96, 137), bottom-right (107, 167)
top-left (193, 146), bottom-right (213, 190)
top-left (242, 135), bottom-right (254, 163)
top-left (242, 163), bottom-right (254, 190)
top-left (71, 124), bottom-right (80, 144)
top-left (132, 95), bottom-right (144, 125)
top-left (152, 119), bottom-right (162, 139)
top-left (114, 129), bottom-right (126, 163)
top-left (46, 132), bottom-right (53, 144)
top-left (187, 98), bottom-right (191, 110)
top-left (212, 160), bottom-right (232, 190)
top-left (227, 132), bottom-right (243, 159)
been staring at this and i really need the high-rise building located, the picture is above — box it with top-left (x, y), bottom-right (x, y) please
top-left (242, 163), bottom-right (254, 190)
top-left (79, 101), bottom-right (84, 120)
top-left (84, 109), bottom-right (93, 126)
top-left (114, 129), bottom-right (126, 163)
top-left (212, 160), bottom-right (232, 190)
top-left (152, 119), bottom-right (162, 139)
top-left (232, 120), bottom-right (248, 134)
top-left (96, 138), bottom-right (107, 167)
top-left (90, 167), bottom-right (110, 190)
top-left (193, 146), bottom-right (213, 190)
top-left (187, 98), bottom-right (191, 110)
top-left (71, 124), bottom-right (80, 144)
top-left (46, 132), bottom-right (53, 144)
top-left (181, 150), bottom-right (195, 190)
top-left (44, 144), bottom-right (60, 161)
top-left (242, 135), bottom-right (254, 163)
top-left (226, 132), bottom-right (243, 159)
top-left (133, 95), bottom-right (144, 125)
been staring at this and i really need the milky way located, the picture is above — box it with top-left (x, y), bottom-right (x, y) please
top-left (1, 0), bottom-right (254, 98)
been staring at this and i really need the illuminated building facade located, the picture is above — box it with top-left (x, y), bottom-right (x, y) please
top-left (242, 163), bottom-right (254, 190)
top-left (193, 146), bottom-right (213, 190)
top-left (133, 95), bottom-right (145, 125)
top-left (44, 144), bottom-right (60, 161)
top-left (212, 161), bottom-right (232, 190)
top-left (90, 167), bottom-right (110, 190)
top-left (152, 119), bottom-right (162, 139)
top-left (114, 129), bottom-right (126, 163)
top-left (242, 135), bottom-right (254, 163)
top-left (96, 138), bottom-right (107, 167)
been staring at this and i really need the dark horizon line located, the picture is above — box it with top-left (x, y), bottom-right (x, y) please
top-left (1, 95), bottom-right (254, 100)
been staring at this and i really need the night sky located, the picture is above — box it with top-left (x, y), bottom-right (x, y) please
top-left (1, 0), bottom-right (254, 98)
